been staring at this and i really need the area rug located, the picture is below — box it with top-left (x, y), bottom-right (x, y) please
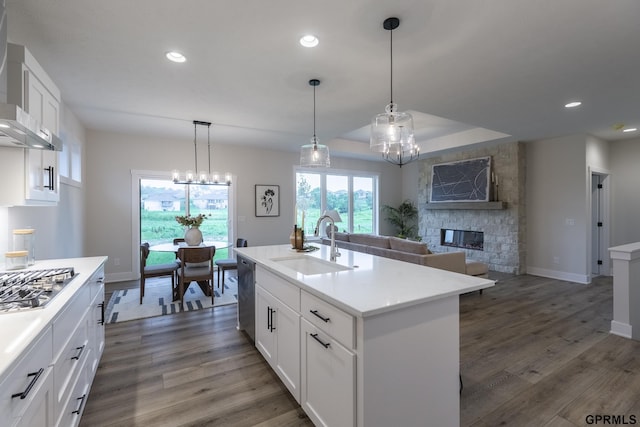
top-left (105, 276), bottom-right (237, 324)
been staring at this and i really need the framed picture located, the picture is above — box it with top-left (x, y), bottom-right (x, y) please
top-left (255, 185), bottom-right (280, 217)
top-left (430, 156), bottom-right (491, 202)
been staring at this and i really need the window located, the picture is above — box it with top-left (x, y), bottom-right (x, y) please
top-left (136, 173), bottom-right (233, 265)
top-left (295, 168), bottom-right (378, 236)
top-left (59, 133), bottom-right (82, 185)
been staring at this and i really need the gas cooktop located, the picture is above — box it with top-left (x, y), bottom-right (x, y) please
top-left (0, 267), bottom-right (76, 313)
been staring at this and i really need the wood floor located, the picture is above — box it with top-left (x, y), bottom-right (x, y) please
top-left (80, 273), bottom-right (640, 427)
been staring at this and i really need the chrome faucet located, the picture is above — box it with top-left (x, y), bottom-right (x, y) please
top-left (314, 214), bottom-right (340, 261)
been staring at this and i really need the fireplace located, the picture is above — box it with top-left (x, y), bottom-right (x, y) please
top-left (441, 229), bottom-right (484, 251)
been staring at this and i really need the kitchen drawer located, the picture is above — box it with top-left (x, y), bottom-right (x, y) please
top-left (56, 351), bottom-right (90, 427)
top-left (88, 267), bottom-right (105, 300)
top-left (301, 290), bottom-right (355, 349)
top-left (53, 314), bottom-right (89, 412)
top-left (256, 266), bottom-right (300, 311)
top-left (52, 283), bottom-right (91, 360)
top-left (0, 326), bottom-right (53, 420)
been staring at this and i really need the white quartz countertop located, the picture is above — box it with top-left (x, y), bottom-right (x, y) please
top-left (236, 244), bottom-right (494, 317)
top-left (0, 256), bottom-right (107, 381)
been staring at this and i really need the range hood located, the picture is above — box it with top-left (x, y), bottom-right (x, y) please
top-left (0, 103), bottom-right (61, 151)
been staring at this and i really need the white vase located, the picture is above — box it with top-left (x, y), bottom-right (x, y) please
top-left (184, 227), bottom-right (203, 246)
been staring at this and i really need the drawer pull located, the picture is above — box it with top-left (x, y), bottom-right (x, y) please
top-left (71, 345), bottom-right (86, 360)
top-left (11, 368), bottom-right (44, 399)
top-left (310, 333), bottom-right (331, 349)
top-left (310, 309), bottom-right (330, 323)
top-left (99, 301), bottom-right (105, 325)
top-left (72, 393), bottom-right (87, 415)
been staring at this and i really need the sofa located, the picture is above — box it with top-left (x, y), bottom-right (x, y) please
top-left (321, 233), bottom-right (489, 278)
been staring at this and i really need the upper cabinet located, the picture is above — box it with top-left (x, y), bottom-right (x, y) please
top-left (0, 43), bottom-right (61, 205)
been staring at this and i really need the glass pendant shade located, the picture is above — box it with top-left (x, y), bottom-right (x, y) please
top-left (300, 78), bottom-right (330, 168)
top-left (370, 103), bottom-right (415, 152)
top-left (300, 137), bottom-right (330, 168)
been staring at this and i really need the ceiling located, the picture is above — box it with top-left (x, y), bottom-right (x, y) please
top-left (6, 0), bottom-right (640, 161)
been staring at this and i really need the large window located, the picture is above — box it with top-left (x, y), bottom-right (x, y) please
top-left (139, 177), bottom-right (231, 265)
top-left (295, 169), bottom-right (377, 236)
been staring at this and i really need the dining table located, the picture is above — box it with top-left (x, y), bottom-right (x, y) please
top-left (148, 241), bottom-right (232, 297)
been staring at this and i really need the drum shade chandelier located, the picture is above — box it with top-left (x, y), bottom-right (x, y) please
top-left (172, 120), bottom-right (231, 185)
top-left (370, 17), bottom-right (420, 167)
top-left (300, 79), bottom-right (330, 168)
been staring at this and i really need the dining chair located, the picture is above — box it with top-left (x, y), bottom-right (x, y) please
top-left (140, 242), bottom-right (179, 304)
top-left (173, 237), bottom-right (186, 266)
top-left (215, 238), bottom-right (247, 293)
top-left (176, 246), bottom-right (215, 309)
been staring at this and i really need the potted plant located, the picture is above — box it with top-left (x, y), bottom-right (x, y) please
top-left (382, 200), bottom-right (420, 240)
top-left (175, 213), bottom-right (210, 246)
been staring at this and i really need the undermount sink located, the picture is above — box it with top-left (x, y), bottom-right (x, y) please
top-left (270, 256), bottom-right (352, 275)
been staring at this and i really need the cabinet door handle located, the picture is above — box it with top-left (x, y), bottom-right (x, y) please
top-left (98, 302), bottom-right (105, 325)
top-left (11, 368), bottom-right (44, 399)
top-left (269, 307), bottom-right (276, 332)
top-left (310, 333), bottom-right (331, 349)
top-left (310, 309), bottom-right (330, 323)
top-left (266, 306), bottom-right (271, 331)
top-left (44, 166), bottom-right (54, 191)
top-left (72, 393), bottom-right (87, 415)
top-left (71, 345), bottom-right (85, 360)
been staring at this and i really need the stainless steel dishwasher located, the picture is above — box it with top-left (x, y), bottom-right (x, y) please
top-left (237, 254), bottom-right (255, 342)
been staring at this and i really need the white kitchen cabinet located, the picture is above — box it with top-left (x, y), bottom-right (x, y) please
top-left (255, 267), bottom-right (300, 402)
top-left (301, 318), bottom-right (355, 427)
top-left (12, 368), bottom-right (55, 427)
top-left (53, 265), bottom-right (105, 427)
top-left (0, 259), bottom-right (107, 427)
top-left (0, 327), bottom-right (54, 427)
top-left (1, 43), bottom-right (61, 205)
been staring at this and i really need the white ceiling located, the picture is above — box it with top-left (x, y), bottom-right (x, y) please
top-left (6, 0), bottom-right (640, 161)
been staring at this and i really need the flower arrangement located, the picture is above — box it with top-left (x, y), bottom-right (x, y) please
top-left (175, 213), bottom-right (210, 228)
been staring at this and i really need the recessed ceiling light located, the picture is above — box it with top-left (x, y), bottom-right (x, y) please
top-left (166, 51), bottom-right (186, 63)
top-left (300, 35), bottom-right (319, 48)
top-left (623, 127), bottom-right (637, 133)
top-left (565, 101), bottom-right (582, 108)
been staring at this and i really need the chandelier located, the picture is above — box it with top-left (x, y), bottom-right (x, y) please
top-left (300, 79), bottom-right (330, 168)
top-left (370, 17), bottom-right (420, 168)
top-left (172, 120), bottom-right (231, 185)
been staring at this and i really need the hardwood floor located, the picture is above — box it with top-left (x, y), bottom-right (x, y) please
top-left (81, 273), bottom-right (640, 426)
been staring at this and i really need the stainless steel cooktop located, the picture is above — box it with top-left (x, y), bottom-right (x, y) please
top-left (0, 267), bottom-right (76, 313)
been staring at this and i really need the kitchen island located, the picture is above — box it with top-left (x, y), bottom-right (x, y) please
top-left (0, 256), bottom-right (107, 427)
top-left (235, 244), bottom-right (494, 427)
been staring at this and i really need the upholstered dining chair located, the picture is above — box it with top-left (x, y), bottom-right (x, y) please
top-left (140, 242), bottom-right (179, 304)
top-left (215, 238), bottom-right (247, 293)
top-left (176, 246), bottom-right (215, 310)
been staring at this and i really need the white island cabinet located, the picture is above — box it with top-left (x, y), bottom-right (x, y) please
top-left (236, 244), bottom-right (494, 427)
top-left (0, 257), bottom-right (107, 427)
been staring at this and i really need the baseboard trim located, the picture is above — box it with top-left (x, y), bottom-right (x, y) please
top-left (106, 271), bottom-right (136, 283)
top-left (525, 267), bottom-right (590, 284)
top-left (610, 320), bottom-right (632, 339)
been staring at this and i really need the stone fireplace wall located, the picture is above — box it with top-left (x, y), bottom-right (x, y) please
top-left (418, 141), bottom-right (526, 274)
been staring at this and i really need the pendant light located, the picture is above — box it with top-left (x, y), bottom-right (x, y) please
top-left (300, 79), bottom-right (330, 168)
top-left (370, 17), bottom-right (419, 167)
top-left (172, 120), bottom-right (231, 185)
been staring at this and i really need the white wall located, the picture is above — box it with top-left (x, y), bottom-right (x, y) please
top-left (84, 129), bottom-right (403, 281)
top-left (610, 136), bottom-right (640, 245)
top-left (525, 134), bottom-right (589, 283)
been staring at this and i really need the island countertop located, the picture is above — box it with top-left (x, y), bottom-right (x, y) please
top-left (235, 244), bottom-right (494, 317)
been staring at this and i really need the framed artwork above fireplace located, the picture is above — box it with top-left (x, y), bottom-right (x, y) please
top-left (430, 156), bottom-right (491, 202)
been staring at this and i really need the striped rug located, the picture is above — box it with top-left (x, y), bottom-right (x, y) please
top-left (105, 275), bottom-right (237, 323)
